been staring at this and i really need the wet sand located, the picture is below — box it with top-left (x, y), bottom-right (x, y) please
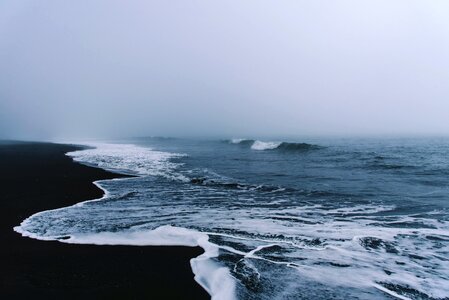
top-left (0, 141), bottom-right (209, 299)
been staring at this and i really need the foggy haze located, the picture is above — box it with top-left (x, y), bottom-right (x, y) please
top-left (1, 0), bottom-right (449, 140)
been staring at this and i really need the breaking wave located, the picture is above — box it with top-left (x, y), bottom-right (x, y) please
top-left (227, 139), bottom-right (320, 152)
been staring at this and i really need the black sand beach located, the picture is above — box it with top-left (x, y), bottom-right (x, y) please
top-left (0, 141), bottom-right (209, 299)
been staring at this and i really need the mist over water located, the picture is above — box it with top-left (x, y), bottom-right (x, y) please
top-left (1, 1), bottom-right (449, 140)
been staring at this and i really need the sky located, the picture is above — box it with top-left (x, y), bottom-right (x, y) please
top-left (1, 0), bottom-right (449, 140)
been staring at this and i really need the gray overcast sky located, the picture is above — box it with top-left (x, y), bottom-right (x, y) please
top-left (1, 0), bottom-right (449, 140)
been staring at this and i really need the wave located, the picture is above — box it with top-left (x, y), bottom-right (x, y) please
top-left (227, 139), bottom-right (320, 152)
top-left (251, 141), bottom-right (281, 151)
top-left (228, 139), bottom-right (256, 146)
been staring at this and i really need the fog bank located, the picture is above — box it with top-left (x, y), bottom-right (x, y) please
top-left (1, 0), bottom-right (449, 140)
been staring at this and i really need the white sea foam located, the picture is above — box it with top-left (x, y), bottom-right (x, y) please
top-left (250, 140), bottom-right (281, 151)
top-left (67, 142), bottom-right (189, 181)
top-left (15, 224), bottom-right (236, 300)
top-left (14, 141), bottom-right (449, 299)
top-left (14, 142), bottom-right (237, 300)
top-left (69, 227), bottom-right (236, 300)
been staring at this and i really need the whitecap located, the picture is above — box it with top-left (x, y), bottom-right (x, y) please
top-left (250, 141), bottom-right (281, 151)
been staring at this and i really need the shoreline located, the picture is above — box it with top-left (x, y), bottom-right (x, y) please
top-left (0, 141), bottom-right (209, 299)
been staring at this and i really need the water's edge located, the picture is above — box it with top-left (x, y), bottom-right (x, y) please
top-left (13, 145), bottom-right (236, 300)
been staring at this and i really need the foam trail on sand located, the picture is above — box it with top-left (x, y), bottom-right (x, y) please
top-left (16, 224), bottom-right (236, 300)
top-left (14, 142), bottom-right (237, 300)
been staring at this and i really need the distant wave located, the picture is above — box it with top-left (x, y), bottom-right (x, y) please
top-left (227, 139), bottom-right (320, 152)
top-left (251, 140), bottom-right (281, 150)
top-left (229, 138), bottom-right (256, 146)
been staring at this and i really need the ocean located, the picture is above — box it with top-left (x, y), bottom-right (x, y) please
top-left (15, 137), bottom-right (449, 299)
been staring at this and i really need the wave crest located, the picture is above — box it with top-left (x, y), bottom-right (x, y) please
top-left (251, 141), bottom-right (281, 151)
top-left (227, 139), bottom-right (320, 152)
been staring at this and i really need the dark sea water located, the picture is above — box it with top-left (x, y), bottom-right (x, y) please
top-left (16, 137), bottom-right (449, 299)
